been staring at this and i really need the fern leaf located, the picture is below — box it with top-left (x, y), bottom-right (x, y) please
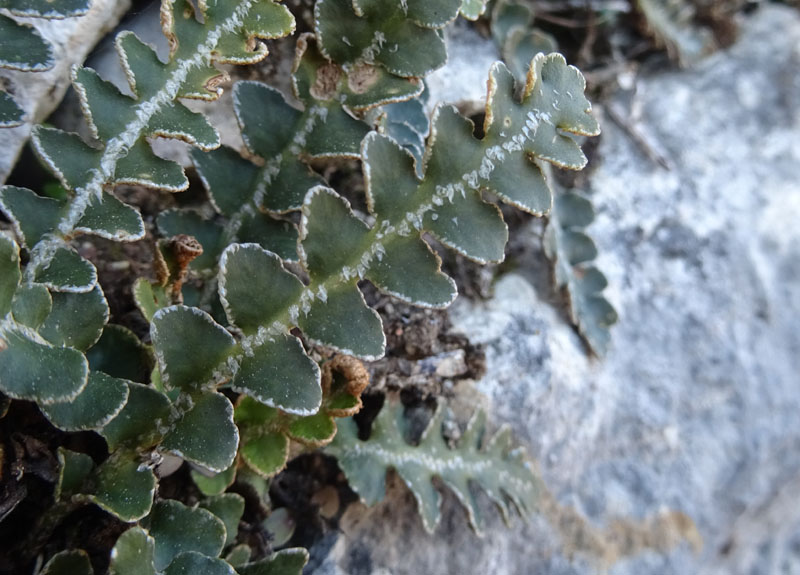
top-left (187, 31), bottom-right (422, 271)
top-left (15, 0), bottom-right (295, 275)
top-left (460, 0), bottom-right (489, 21)
top-left (235, 354), bottom-right (369, 478)
top-left (371, 94), bottom-right (429, 174)
top-left (326, 399), bottom-right (542, 533)
top-left (40, 551), bottom-right (93, 575)
top-left (0, 13), bottom-right (55, 72)
top-left (150, 53), bottom-right (598, 424)
top-left (189, 34), bottom-right (396, 270)
top-left (314, 0), bottom-right (458, 78)
top-left (544, 187), bottom-right (618, 355)
top-left (0, 0), bottom-right (90, 19)
top-left (491, 0), bottom-right (557, 84)
top-left (293, 33), bottom-right (422, 111)
top-left (0, 90), bottom-right (25, 128)
top-left (636, 0), bottom-right (712, 66)
top-left (0, 233), bottom-right (99, 404)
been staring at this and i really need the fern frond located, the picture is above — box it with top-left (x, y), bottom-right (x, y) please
top-left (0, 0), bottom-right (295, 290)
top-left (636, 0), bottom-right (712, 66)
top-left (491, 0), bottom-right (557, 83)
top-left (544, 187), bottom-right (617, 355)
top-left (314, 0), bottom-right (460, 78)
top-left (183, 32), bottom-right (420, 273)
top-left (138, 56), bottom-right (597, 496)
top-left (326, 398), bottom-right (542, 533)
top-left (145, 53), bottom-right (597, 478)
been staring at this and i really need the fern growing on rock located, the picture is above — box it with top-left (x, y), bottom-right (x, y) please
top-left (2, 0), bottom-right (296, 295)
top-left (132, 51), bottom-right (598, 491)
top-left (0, 0), bottom-right (608, 569)
top-left (326, 398), bottom-right (540, 534)
top-left (488, 2), bottom-right (617, 355)
top-left (544, 186), bottom-right (618, 355)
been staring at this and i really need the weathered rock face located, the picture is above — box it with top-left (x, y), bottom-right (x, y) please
top-left (310, 5), bottom-right (800, 574)
top-left (0, 0), bottom-right (131, 182)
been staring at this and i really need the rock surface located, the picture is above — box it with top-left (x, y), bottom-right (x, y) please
top-left (310, 5), bottom-right (800, 575)
top-left (0, 0), bottom-right (131, 182)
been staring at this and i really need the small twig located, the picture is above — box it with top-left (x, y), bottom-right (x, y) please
top-left (604, 102), bottom-right (673, 170)
top-left (578, 0), bottom-right (598, 67)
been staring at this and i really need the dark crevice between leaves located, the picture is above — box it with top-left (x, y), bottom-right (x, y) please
top-left (0, 400), bottom-right (119, 575)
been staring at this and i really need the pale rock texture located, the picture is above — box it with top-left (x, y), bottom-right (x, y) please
top-left (0, 0), bottom-right (131, 182)
top-left (310, 5), bottom-right (800, 574)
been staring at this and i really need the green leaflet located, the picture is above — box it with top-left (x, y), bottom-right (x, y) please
top-left (146, 500), bottom-right (226, 570)
top-left (161, 391), bottom-right (239, 473)
top-left (219, 244), bottom-right (304, 332)
top-left (199, 493), bottom-right (246, 546)
top-left (0, 0), bottom-right (91, 18)
top-left (372, 95), bottom-right (429, 173)
top-left (101, 382), bottom-right (172, 450)
top-left (28, 244), bottom-right (97, 293)
top-left (491, 0), bottom-right (557, 84)
top-left (234, 397), bottom-right (287, 477)
top-left (0, 324), bottom-right (89, 404)
top-left (132, 278), bottom-right (170, 324)
top-left (297, 281), bottom-right (385, 359)
top-left (0, 91), bottom-right (24, 128)
top-left (230, 334), bottom-right (322, 415)
top-left (460, 0), bottom-right (489, 20)
top-left (40, 550), bottom-right (93, 575)
top-left (235, 355), bottom-right (367, 477)
top-left (55, 447), bottom-right (93, 500)
top-left (292, 33), bottom-right (422, 111)
top-left (86, 324), bottom-right (153, 383)
top-left (38, 285), bottom-right (109, 351)
top-left (21, 0), bottom-right (296, 275)
top-left (109, 527), bottom-right (157, 575)
top-left (225, 545), bottom-right (252, 567)
top-left (261, 508), bottom-right (294, 548)
top-left (191, 462), bottom-right (237, 496)
top-left (0, 233), bottom-right (20, 316)
top-left (637, 0), bottom-right (712, 66)
top-left (91, 456), bottom-right (157, 522)
top-left (326, 399), bottom-right (542, 534)
top-left (236, 548), bottom-right (309, 575)
top-left (543, 187), bottom-right (618, 356)
top-left (240, 427), bottom-right (289, 477)
top-left (11, 283), bottom-right (52, 330)
top-left (162, 553), bottom-right (235, 575)
top-left (314, 0), bottom-right (454, 78)
top-left (0, 13), bottom-right (54, 72)
top-left (150, 305), bottom-right (236, 391)
top-left (55, 447), bottom-right (156, 525)
top-left (41, 371), bottom-right (130, 431)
